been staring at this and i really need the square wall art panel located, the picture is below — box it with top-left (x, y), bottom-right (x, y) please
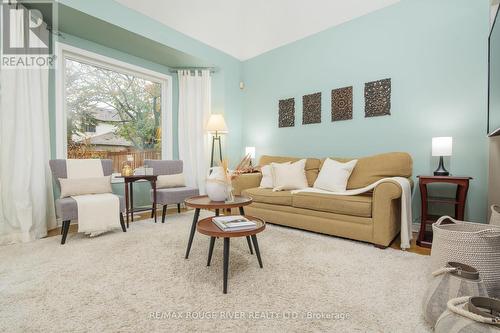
top-left (278, 98), bottom-right (295, 128)
top-left (331, 86), bottom-right (353, 121)
top-left (302, 92), bottom-right (321, 125)
top-left (365, 78), bottom-right (391, 117)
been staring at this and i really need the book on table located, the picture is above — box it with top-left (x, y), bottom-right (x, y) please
top-left (213, 215), bottom-right (257, 231)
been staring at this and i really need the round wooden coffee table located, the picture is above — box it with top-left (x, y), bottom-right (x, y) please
top-left (184, 195), bottom-right (253, 259)
top-left (197, 216), bottom-right (265, 294)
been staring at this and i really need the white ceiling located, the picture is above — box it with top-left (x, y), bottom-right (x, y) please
top-left (115, 0), bottom-right (400, 61)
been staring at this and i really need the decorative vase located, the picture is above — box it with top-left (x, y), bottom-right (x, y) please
top-left (422, 262), bottom-right (488, 327)
top-left (435, 296), bottom-right (500, 333)
top-left (226, 183), bottom-right (234, 202)
top-left (206, 166), bottom-right (228, 202)
top-left (490, 205), bottom-right (500, 226)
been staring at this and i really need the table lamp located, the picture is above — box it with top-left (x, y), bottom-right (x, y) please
top-left (245, 146), bottom-right (256, 166)
top-left (432, 137), bottom-right (452, 176)
top-left (207, 114), bottom-right (228, 167)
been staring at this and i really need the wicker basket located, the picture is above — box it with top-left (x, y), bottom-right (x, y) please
top-left (490, 205), bottom-right (500, 226)
top-left (435, 297), bottom-right (500, 333)
top-left (422, 262), bottom-right (488, 327)
top-left (431, 216), bottom-right (500, 299)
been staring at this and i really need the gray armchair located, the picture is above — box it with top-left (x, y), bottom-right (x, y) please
top-left (49, 159), bottom-right (126, 244)
top-left (145, 159), bottom-right (199, 223)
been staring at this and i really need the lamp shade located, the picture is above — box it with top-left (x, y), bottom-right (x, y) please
top-left (432, 137), bottom-right (453, 156)
top-left (206, 114), bottom-right (228, 133)
top-left (245, 146), bottom-right (256, 159)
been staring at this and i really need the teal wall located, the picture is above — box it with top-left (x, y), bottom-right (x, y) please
top-left (241, 0), bottom-right (490, 222)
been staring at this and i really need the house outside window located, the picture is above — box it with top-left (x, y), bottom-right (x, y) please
top-left (57, 45), bottom-right (172, 173)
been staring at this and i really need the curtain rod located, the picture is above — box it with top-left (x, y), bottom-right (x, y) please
top-left (169, 67), bottom-right (218, 74)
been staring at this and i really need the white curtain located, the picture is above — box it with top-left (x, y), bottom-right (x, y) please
top-left (178, 70), bottom-right (211, 194)
top-left (0, 4), bottom-right (56, 244)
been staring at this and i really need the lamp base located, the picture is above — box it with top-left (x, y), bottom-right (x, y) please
top-left (433, 156), bottom-right (449, 176)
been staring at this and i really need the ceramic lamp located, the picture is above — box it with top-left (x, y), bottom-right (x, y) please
top-left (432, 137), bottom-right (452, 176)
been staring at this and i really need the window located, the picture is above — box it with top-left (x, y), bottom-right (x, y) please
top-left (56, 44), bottom-right (172, 173)
top-left (83, 124), bottom-right (96, 133)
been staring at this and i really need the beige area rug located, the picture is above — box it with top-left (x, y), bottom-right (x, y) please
top-left (0, 210), bottom-right (432, 332)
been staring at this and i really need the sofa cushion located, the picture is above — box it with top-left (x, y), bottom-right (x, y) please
top-left (272, 159), bottom-right (308, 191)
top-left (292, 192), bottom-right (372, 217)
top-left (322, 152), bottom-right (412, 189)
top-left (242, 187), bottom-right (292, 206)
top-left (258, 155), bottom-right (321, 187)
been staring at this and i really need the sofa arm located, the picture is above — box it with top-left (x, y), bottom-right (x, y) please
top-left (372, 181), bottom-right (403, 247)
top-left (232, 173), bottom-right (262, 195)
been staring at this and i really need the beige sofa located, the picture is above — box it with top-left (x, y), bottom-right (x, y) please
top-left (232, 152), bottom-right (413, 248)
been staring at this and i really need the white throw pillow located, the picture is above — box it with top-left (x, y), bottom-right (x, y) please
top-left (59, 176), bottom-right (112, 198)
top-left (259, 162), bottom-right (290, 188)
top-left (157, 173), bottom-right (185, 189)
top-left (272, 159), bottom-right (308, 191)
top-left (314, 158), bottom-right (358, 192)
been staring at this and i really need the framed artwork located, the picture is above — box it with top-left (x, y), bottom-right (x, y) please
top-left (331, 86), bottom-right (353, 121)
top-left (365, 78), bottom-right (391, 117)
top-left (302, 92), bottom-right (321, 124)
top-left (279, 98), bottom-right (295, 127)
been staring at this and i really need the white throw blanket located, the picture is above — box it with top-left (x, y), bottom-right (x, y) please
top-left (66, 159), bottom-right (120, 236)
top-left (291, 177), bottom-right (413, 250)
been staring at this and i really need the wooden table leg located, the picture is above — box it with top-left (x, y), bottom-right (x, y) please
top-left (125, 181), bottom-right (129, 228)
top-left (239, 206), bottom-right (254, 254)
top-left (130, 182), bottom-right (134, 222)
top-left (417, 182), bottom-right (429, 247)
top-left (185, 208), bottom-right (200, 259)
top-left (251, 235), bottom-right (263, 268)
top-left (152, 180), bottom-right (157, 223)
top-left (223, 237), bottom-right (230, 294)
top-left (246, 236), bottom-right (254, 255)
top-left (455, 181), bottom-right (469, 220)
top-left (207, 236), bottom-right (216, 266)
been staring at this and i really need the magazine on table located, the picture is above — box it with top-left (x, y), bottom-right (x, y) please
top-left (213, 215), bottom-right (257, 231)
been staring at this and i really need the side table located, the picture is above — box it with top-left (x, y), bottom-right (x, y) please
top-left (417, 175), bottom-right (472, 248)
top-left (197, 216), bottom-right (265, 293)
top-left (117, 175), bottom-right (158, 228)
top-left (184, 195), bottom-right (254, 259)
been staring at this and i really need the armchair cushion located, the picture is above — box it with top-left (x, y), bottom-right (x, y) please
top-left (55, 195), bottom-right (125, 221)
top-left (59, 176), bottom-right (112, 198)
top-left (154, 187), bottom-right (199, 205)
top-left (157, 174), bottom-right (185, 189)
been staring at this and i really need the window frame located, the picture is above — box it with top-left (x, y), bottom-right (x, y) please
top-left (55, 42), bottom-right (173, 160)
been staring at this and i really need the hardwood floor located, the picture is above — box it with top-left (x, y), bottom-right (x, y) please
top-left (47, 209), bottom-right (431, 255)
top-left (391, 233), bottom-right (431, 255)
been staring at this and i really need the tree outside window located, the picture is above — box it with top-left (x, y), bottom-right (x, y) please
top-left (65, 58), bottom-right (162, 171)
